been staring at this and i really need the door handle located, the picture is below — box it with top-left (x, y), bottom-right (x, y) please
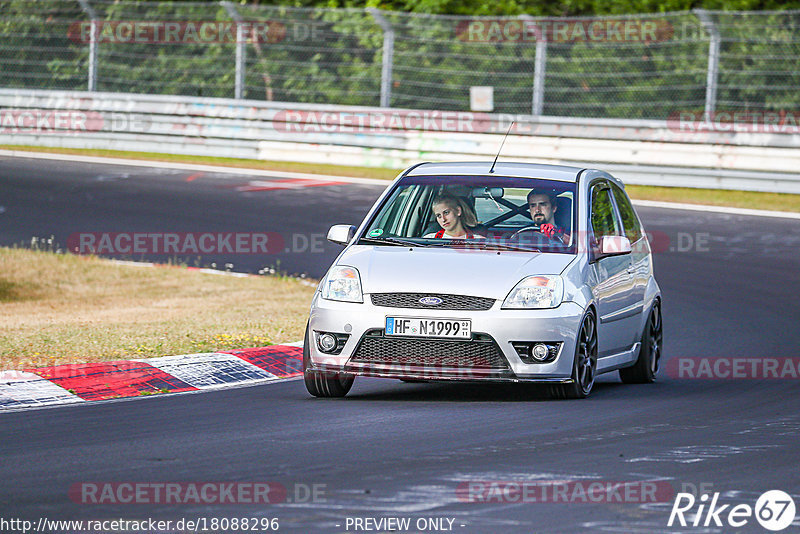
top-left (626, 264), bottom-right (636, 274)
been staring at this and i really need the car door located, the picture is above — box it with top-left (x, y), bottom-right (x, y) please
top-left (588, 182), bottom-right (638, 357)
top-left (610, 183), bottom-right (648, 346)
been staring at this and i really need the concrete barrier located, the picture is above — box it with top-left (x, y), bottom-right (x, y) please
top-left (2, 89), bottom-right (799, 193)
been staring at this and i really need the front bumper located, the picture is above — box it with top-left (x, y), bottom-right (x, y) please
top-left (307, 292), bottom-right (585, 382)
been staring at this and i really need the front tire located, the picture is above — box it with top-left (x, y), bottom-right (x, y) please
top-left (302, 324), bottom-right (354, 398)
top-left (619, 302), bottom-right (662, 384)
top-left (551, 309), bottom-right (598, 399)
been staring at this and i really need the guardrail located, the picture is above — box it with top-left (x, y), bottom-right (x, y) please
top-left (1, 89), bottom-right (799, 193)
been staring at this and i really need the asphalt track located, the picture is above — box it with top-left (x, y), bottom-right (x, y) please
top-left (1, 156), bottom-right (800, 533)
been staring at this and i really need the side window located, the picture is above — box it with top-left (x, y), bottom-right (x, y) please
top-left (611, 184), bottom-right (643, 243)
top-left (369, 185), bottom-right (417, 236)
top-left (590, 185), bottom-right (619, 241)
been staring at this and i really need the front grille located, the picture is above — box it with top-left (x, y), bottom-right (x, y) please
top-left (370, 292), bottom-right (495, 311)
top-left (349, 334), bottom-right (509, 370)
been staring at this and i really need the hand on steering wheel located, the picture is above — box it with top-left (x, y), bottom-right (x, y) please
top-left (510, 224), bottom-right (562, 244)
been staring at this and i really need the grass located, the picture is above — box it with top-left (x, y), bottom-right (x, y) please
top-left (2, 144), bottom-right (798, 212)
top-left (625, 185), bottom-right (800, 213)
top-left (0, 247), bottom-right (315, 370)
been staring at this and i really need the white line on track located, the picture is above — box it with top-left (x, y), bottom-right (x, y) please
top-left (0, 149), bottom-right (390, 186)
top-left (2, 149), bottom-right (798, 220)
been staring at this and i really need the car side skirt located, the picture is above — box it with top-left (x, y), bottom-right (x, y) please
top-left (597, 342), bottom-right (641, 373)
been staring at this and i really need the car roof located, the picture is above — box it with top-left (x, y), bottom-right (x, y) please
top-left (405, 162), bottom-right (585, 182)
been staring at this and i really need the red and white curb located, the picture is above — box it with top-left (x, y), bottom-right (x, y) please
top-left (0, 344), bottom-right (303, 411)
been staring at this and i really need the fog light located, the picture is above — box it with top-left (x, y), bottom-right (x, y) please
top-left (318, 333), bottom-right (337, 353)
top-left (531, 343), bottom-right (549, 362)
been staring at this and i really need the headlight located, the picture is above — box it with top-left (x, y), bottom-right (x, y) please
top-left (321, 266), bottom-right (363, 303)
top-left (502, 275), bottom-right (564, 309)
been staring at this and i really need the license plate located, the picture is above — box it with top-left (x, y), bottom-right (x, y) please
top-left (385, 317), bottom-right (471, 339)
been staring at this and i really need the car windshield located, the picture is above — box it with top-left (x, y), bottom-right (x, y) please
top-left (360, 175), bottom-right (577, 254)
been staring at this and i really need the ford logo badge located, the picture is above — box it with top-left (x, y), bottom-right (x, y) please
top-left (419, 296), bottom-right (443, 306)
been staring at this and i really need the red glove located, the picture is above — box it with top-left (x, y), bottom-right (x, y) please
top-left (539, 223), bottom-right (557, 239)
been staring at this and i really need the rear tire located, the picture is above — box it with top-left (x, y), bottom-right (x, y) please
top-left (550, 309), bottom-right (598, 399)
top-left (302, 324), bottom-right (354, 398)
top-left (619, 302), bottom-right (662, 384)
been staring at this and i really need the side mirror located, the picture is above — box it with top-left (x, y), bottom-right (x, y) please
top-left (327, 224), bottom-right (356, 246)
top-left (594, 235), bottom-right (631, 261)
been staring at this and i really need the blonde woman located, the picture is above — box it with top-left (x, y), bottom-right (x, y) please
top-left (423, 195), bottom-right (484, 239)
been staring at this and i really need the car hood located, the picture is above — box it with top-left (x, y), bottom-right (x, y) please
top-left (336, 245), bottom-right (575, 299)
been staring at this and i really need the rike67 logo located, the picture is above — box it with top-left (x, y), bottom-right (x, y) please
top-left (669, 490), bottom-right (796, 531)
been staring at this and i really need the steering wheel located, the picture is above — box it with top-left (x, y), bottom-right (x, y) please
top-left (509, 225), bottom-right (562, 246)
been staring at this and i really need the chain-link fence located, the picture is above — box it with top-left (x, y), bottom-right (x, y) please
top-left (2, 1), bottom-right (799, 120)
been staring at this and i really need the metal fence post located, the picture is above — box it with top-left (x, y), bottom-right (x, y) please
top-left (695, 9), bottom-right (720, 121)
top-left (521, 15), bottom-right (546, 116)
top-left (368, 8), bottom-right (394, 108)
top-left (222, 1), bottom-right (246, 99)
top-left (76, 0), bottom-right (98, 91)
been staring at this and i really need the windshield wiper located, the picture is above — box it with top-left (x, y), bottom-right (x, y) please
top-left (359, 237), bottom-right (536, 252)
top-left (466, 241), bottom-right (541, 253)
top-left (358, 236), bottom-right (430, 247)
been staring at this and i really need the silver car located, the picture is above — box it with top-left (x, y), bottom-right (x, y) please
top-left (304, 162), bottom-right (662, 399)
